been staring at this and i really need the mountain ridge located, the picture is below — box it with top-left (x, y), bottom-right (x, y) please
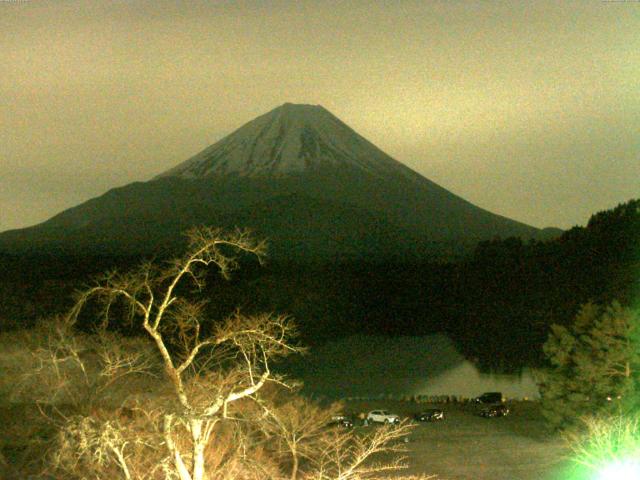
top-left (0, 103), bottom-right (556, 259)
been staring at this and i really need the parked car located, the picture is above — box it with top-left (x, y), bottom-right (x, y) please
top-left (366, 410), bottom-right (400, 424)
top-left (414, 409), bottom-right (444, 422)
top-left (474, 392), bottom-right (504, 404)
top-left (479, 404), bottom-right (510, 418)
top-left (329, 414), bottom-right (354, 428)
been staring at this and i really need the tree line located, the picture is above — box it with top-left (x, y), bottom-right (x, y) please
top-left (1, 199), bottom-right (638, 371)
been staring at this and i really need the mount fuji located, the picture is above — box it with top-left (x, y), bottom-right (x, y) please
top-left (158, 103), bottom-right (423, 181)
top-left (0, 103), bottom-right (549, 260)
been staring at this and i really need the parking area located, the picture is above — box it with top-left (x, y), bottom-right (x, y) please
top-left (343, 400), bottom-right (575, 480)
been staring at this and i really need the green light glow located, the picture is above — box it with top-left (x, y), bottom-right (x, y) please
top-left (567, 415), bottom-right (640, 480)
top-left (597, 460), bottom-right (640, 480)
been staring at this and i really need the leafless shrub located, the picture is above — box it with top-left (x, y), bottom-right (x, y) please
top-left (307, 420), bottom-right (419, 480)
top-left (256, 390), bottom-right (437, 480)
top-left (14, 316), bottom-right (158, 411)
top-left (257, 392), bottom-right (337, 480)
top-left (48, 404), bottom-right (170, 480)
top-left (563, 414), bottom-right (640, 473)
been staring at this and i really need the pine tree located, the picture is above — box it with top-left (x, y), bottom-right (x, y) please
top-left (539, 301), bottom-right (640, 429)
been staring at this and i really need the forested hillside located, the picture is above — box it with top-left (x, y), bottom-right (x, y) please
top-left (446, 198), bottom-right (640, 369)
top-left (1, 199), bottom-right (638, 371)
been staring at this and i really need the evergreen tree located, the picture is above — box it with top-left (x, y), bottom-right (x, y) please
top-left (539, 301), bottom-right (640, 429)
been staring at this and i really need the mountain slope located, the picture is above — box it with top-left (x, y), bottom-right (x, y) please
top-left (0, 103), bottom-right (547, 259)
top-left (157, 102), bottom-right (419, 181)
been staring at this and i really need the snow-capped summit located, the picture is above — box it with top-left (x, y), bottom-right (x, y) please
top-left (157, 103), bottom-right (413, 180)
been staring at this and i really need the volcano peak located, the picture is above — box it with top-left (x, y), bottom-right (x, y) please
top-left (157, 103), bottom-right (411, 180)
top-left (0, 103), bottom-right (543, 257)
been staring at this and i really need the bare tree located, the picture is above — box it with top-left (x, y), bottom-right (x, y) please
top-left (258, 393), bottom-right (337, 480)
top-left (256, 390), bottom-right (437, 480)
top-left (16, 318), bottom-right (156, 412)
top-left (11, 317), bottom-right (164, 479)
top-left (62, 227), bottom-right (299, 480)
top-left (16, 227), bottom-right (437, 480)
top-left (309, 420), bottom-right (429, 480)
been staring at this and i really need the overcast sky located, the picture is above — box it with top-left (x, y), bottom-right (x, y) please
top-left (1, 0), bottom-right (638, 232)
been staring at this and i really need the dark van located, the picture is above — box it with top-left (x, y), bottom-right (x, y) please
top-left (474, 392), bottom-right (504, 404)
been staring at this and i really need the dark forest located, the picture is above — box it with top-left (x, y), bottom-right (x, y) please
top-left (1, 199), bottom-right (638, 372)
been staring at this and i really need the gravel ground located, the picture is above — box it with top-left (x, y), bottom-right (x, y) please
top-left (343, 400), bottom-right (578, 480)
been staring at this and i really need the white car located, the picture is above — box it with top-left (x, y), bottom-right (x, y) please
top-left (366, 409), bottom-right (400, 424)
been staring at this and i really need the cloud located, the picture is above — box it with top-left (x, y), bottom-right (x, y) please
top-left (0, 0), bottom-right (638, 231)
